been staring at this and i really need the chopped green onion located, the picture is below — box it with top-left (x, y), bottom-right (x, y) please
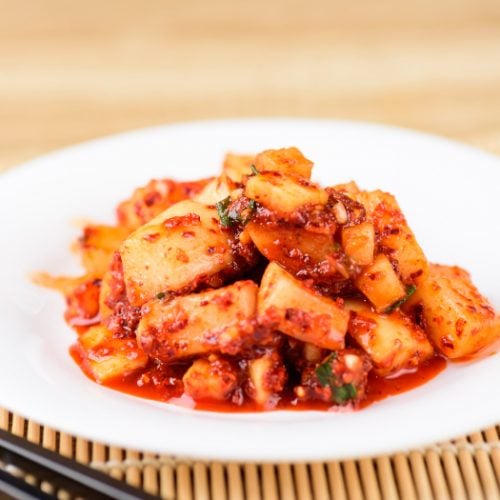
top-left (215, 196), bottom-right (235, 227)
top-left (250, 164), bottom-right (259, 176)
top-left (216, 196), bottom-right (256, 227)
top-left (333, 383), bottom-right (357, 404)
top-left (316, 358), bottom-right (334, 387)
top-left (384, 285), bottom-right (417, 314)
top-left (315, 353), bottom-right (357, 404)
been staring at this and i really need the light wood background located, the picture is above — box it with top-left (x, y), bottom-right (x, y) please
top-left (1, 0), bottom-right (500, 172)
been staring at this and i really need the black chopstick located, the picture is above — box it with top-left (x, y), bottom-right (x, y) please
top-left (0, 467), bottom-right (52, 500)
top-left (0, 428), bottom-right (156, 499)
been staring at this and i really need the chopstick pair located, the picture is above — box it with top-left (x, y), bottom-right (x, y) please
top-left (0, 428), bottom-right (156, 499)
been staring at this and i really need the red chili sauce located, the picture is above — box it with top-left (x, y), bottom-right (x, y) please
top-left (70, 343), bottom-right (446, 413)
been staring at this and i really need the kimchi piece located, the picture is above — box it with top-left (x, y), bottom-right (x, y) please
top-left (38, 146), bottom-right (500, 411)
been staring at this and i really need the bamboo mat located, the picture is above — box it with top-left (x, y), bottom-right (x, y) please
top-left (1, 407), bottom-right (498, 499)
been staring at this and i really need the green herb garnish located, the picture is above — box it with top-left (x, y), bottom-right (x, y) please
top-left (333, 383), bottom-right (357, 404)
top-left (215, 196), bottom-right (235, 227)
top-left (236, 199), bottom-right (257, 225)
top-left (216, 196), bottom-right (256, 227)
top-left (384, 285), bottom-right (417, 314)
top-left (156, 292), bottom-right (166, 300)
top-left (316, 357), bottom-right (334, 387)
top-left (316, 352), bottom-right (337, 384)
top-left (315, 353), bottom-right (357, 405)
top-left (250, 164), bottom-right (259, 176)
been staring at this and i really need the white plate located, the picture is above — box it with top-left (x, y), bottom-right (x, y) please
top-left (0, 119), bottom-right (499, 462)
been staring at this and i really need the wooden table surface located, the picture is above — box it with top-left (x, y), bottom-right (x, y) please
top-left (1, 0), bottom-right (500, 172)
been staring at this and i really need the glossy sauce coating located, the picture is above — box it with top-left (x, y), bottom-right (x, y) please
top-left (71, 343), bottom-right (446, 412)
top-left (39, 151), bottom-right (499, 413)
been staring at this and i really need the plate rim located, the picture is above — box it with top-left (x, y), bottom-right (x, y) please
top-left (2, 116), bottom-right (499, 178)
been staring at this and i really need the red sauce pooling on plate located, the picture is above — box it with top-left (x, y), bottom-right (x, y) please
top-left (70, 344), bottom-right (446, 412)
top-left (360, 356), bottom-right (446, 409)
